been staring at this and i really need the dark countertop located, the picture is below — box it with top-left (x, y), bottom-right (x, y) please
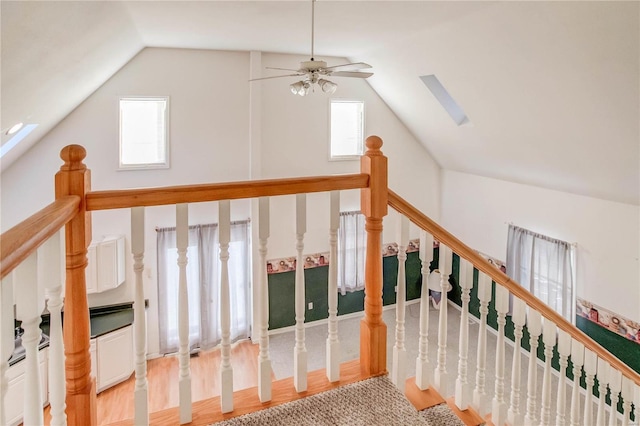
top-left (9, 302), bottom-right (138, 366)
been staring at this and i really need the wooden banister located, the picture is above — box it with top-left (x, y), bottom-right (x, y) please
top-left (85, 174), bottom-right (369, 211)
top-left (360, 136), bottom-right (388, 376)
top-left (387, 189), bottom-right (640, 387)
top-left (0, 195), bottom-right (80, 280)
top-left (55, 145), bottom-right (97, 426)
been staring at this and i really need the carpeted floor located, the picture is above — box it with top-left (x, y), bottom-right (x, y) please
top-left (211, 375), bottom-right (432, 425)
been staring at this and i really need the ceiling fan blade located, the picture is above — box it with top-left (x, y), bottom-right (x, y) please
top-left (249, 74), bottom-right (303, 82)
top-left (330, 71), bottom-right (374, 79)
top-left (265, 66), bottom-right (302, 72)
top-left (324, 62), bottom-right (372, 72)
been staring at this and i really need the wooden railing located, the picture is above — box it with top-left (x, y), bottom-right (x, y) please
top-left (387, 189), bottom-right (640, 425)
top-left (2, 136), bottom-right (639, 426)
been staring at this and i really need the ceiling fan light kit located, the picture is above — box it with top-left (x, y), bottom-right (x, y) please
top-left (251, 0), bottom-right (373, 96)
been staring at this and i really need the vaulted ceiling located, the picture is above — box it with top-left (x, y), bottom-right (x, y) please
top-left (2, 1), bottom-right (638, 204)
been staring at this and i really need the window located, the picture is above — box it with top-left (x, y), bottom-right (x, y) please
top-left (119, 97), bottom-right (169, 169)
top-left (330, 100), bottom-right (364, 159)
top-left (506, 225), bottom-right (575, 322)
top-left (337, 211), bottom-right (366, 295)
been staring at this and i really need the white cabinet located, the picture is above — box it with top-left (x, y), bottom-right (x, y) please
top-left (6, 348), bottom-right (49, 426)
top-left (93, 325), bottom-right (134, 393)
top-left (86, 235), bottom-right (125, 294)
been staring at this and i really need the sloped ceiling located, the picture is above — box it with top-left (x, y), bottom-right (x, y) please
top-left (2, 1), bottom-right (638, 205)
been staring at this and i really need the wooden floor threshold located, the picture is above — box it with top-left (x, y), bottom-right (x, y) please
top-left (107, 359), bottom-right (371, 426)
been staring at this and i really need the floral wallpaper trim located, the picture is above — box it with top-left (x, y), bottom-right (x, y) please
top-left (577, 298), bottom-right (640, 344)
top-left (267, 238), bottom-right (422, 274)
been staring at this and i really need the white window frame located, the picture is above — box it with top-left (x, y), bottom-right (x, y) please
top-left (119, 96), bottom-right (170, 170)
top-left (328, 99), bottom-right (365, 161)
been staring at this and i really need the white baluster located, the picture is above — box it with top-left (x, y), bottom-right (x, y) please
top-left (583, 349), bottom-right (597, 426)
top-left (391, 215), bottom-right (409, 392)
top-left (219, 201), bottom-right (234, 412)
top-left (608, 368), bottom-right (622, 426)
top-left (415, 230), bottom-right (433, 390)
top-left (620, 377), bottom-right (633, 426)
top-left (176, 204), bottom-right (192, 424)
top-left (15, 253), bottom-right (44, 426)
top-left (41, 232), bottom-right (67, 426)
top-left (131, 207), bottom-right (149, 425)
top-left (540, 318), bottom-right (557, 425)
top-left (556, 329), bottom-right (571, 426)
top-left (596, 358), bottom-right (609, 426)
top-left (294, 194), bottom-right (307, 393)
top-left (569, 339), bottom-right (585, 426)
top-left (0, 275), bottom-right (15, 426)
top-left (523, 308), bottom-right (542, 426)
top-left (634, 383), bottom-right (640, 425)
top-left (434, 243), bottom-right (452, 396)
top-left (258, 197), bottom-right (272, 402)
top-left (472, 272), bottom-right (492, 416)
top-left (492, 283), bottom-right (509, 426)
top-left (454, 258), bottom-right (473, 410)
top-left (507, 297), bottom-right (527, 426)
top-left (326, 191), bottom-right (340, 383)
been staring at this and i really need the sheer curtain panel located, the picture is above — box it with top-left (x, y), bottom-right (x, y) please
top-left (337, 211), bottom-right (366, 295)
top-left (157, 221), bottom-right (251, 355)
top-left (506, 225), bottom-right (574, 321)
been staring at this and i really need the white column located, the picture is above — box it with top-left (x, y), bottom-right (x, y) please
top-left (472, 272), bottom-right (492, 416)
top-left (556, 330), bottom-right (571, 426)
top-left (523, 308), bottom-right (542, 426)
top-left (41, 232), bottom-right (67, 426)
top-left (294, 194), bottom-right (308, 393)
top-left (540, 318), bottom-right (557, 426)
top-left (608, 368), bottom-right (622, 426)
top-left (620, 377), bottom-right (633, 426)
top-left (15, 253), bottom-right (44, 426)
top-left (219, 201), bottom-right (234, 413)
top-left (596, 358), bottom-right (609, 426)
top-left (415, 230), bottom-right (433, 390)
top-left (176, 204), bottom-right (192, 424)
top-left (131, 207), bottom-right (149, 425)
top-left (434, 243), bottom-right (452, 396)
top-left (257, 197), bottom-right (272, 402)
top-left (583, 350), bottom-right (598, 426)
top-left (0, 274), bottom-right (15, 426)
top-left (569, 339), bottom-right (585, 426)
top-left (454, 258), bottom-right (473, 410)
top-left (507, 297), bottom-right (527, 426)
top-left (391, 215), bottom-right (409, 392)
top-left (491, 284), bottom-right (509, 426)
top-left (326, 191), bottom-right (340, 383)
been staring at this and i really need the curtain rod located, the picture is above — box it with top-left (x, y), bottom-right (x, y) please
top-left (504, 221), bottom-right (577, 247)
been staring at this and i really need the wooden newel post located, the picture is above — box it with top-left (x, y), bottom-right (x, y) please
top-left (55, 145), bottom-right (97, 426)
top-left (360, 136), bottom-right (388, 376)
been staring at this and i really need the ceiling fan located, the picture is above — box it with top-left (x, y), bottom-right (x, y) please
top-left (250, 0), bottom-right (373, 96)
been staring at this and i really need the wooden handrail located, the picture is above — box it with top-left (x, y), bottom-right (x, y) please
top-left (0, 195), bottom-right (81, 280)
top-left (388, 189), bottom-right (640, 387)
top-left (85, 174), bottom-right (369, 211)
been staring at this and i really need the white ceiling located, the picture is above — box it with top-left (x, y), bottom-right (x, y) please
top-left (2, 1), bottom-right (638, 204)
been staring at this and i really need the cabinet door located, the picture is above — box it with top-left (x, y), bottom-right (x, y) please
top-left (97, 236), bottom-right (125, 292)
top-left (6, 349), bottom-right (49, 426)
top-left (90, 339), bottom-right (98, 393)
top-left (96, 325), bottom-right (133, 392)
top-left (85, 243), bottom-right (99, 294)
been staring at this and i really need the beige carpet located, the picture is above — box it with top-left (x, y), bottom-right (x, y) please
top-left (211, 375), bottom-right (432, 425)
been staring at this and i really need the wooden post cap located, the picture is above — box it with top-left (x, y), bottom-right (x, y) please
top-left (60, 145), bottom-right (87, 171)
top-left (365, 136), bottom-right (383, 156)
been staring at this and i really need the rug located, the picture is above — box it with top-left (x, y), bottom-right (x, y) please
top-left (419, 403), bottom-right (466, 426)
top-left (211, 375), bottom-right (431, 425)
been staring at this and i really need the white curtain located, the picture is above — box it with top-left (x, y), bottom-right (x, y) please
top-left (506, 225), bottom-right (574, 321)
top-left (157, 221), bottom-right (251, 355)
top-left (337, 211), bottom-right (366, 295)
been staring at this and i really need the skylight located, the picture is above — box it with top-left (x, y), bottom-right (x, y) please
top-left (0, 124), bottom-right (38, 158)
top-left (420, 75), bottom-right (470, 126)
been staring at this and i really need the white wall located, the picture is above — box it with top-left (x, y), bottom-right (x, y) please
top-left (441, 170), bottom-right (640, 321)
top-left (1, 47), bottom-right (441, 356)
